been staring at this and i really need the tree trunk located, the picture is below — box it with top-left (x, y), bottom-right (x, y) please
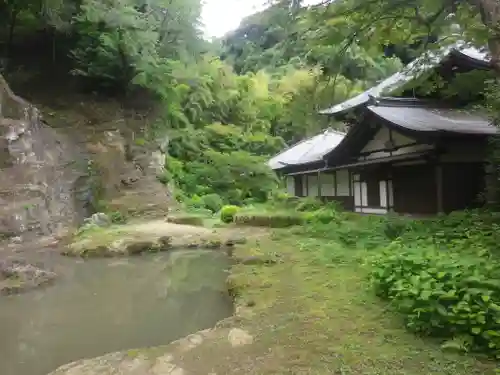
top-left (6, 7), bottom-right (20, 58)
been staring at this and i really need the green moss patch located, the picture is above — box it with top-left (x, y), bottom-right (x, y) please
top-left (233, 211), bottom-right (303, 228)
top-left (63, 220), bottom-right (240, 258)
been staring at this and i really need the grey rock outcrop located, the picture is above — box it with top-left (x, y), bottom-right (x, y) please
top-left (0, 74), bottom-right (86, 239)
top-left (83, 213), bottom-right (111, 228)
top-left (0, 74), bottom-right (175, 241)
top-left (0, 258), bottom-right (57, 295)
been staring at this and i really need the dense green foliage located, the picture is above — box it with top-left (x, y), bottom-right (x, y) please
top-left (0, 0), bottom-right (409, 208)
top-left (219, 2), bottom-right (402, 79)
top-left (281, 205), bottom-right (500, 358)
top-left (372, 242), bottom-right (500, 357)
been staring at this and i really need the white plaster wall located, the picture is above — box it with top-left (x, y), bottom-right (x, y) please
top-left (360, 126), bottom-right (393, 153)
top-left (286, 176), bottom-right (295, 196)
top-left (353, 180), bottom-right (361, 206)
top-left (356, 207), bottom-right (388, 214)
top-left (307, 174), bottom-right (319, 196)
top-left (360, 126), bottom-right (433, 160)
top-left (361, 181), bottom-right (368, 207)
top-left (388, 180), bottom-right (394, 207)
top-left (320, 173), bottom-right (335, 196)
top-left (379, 180), bottom-right (387, 208)
top-left (336, 169), bottom-right (350, 196)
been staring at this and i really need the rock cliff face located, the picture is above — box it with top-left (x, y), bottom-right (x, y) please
top-left (0, 74), bottom-right (173, 240)
top-left (0, 74), bottom-right (86, 238)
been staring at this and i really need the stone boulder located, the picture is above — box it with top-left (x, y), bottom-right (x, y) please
top-left (82, 212), bottom-right (111, 228)
top-left (47, 326), bottom-right (255, 375)
top-left (64, 221), bottom-right (240, 257)
top-left (0, 258), bottom-right (57, 295)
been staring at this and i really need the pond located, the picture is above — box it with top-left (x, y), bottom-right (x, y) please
top-left (0, 250), bottom-right (233, 375)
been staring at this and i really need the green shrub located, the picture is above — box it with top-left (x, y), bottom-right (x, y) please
top-left (295, 213), bottom-right (390, 250)
top-left (200, 193), bottom-right (223, 213)
top-left (157, 170), bottom-right (172, 185)
top-left (185, 194), bottom-right (204, 209)
top-left (234, 212), bottom-right (303, 228)
top-left (271, 191), bottom-right (293, 204)
top-left (220, 205), bottom-right (240, 223)
top-left (371, 242), bottom-right (500, 357)
top-left (395, 210), bottom-right (500, 256)
top-left (382, 214), bottom-right (410, 240)
top-left (227, 189), bottom-right (244, 205)
top-left (304, 207), bottom-right (340, 224)
top-left (295, 197), bottom-right (323, 212)
top-left (109, 211), bottom-right (127, 224)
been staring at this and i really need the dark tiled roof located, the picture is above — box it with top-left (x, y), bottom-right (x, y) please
top-left (368, 105), bottom-right (495, 135)
top-left (319, 43), bottom-right (490, 116)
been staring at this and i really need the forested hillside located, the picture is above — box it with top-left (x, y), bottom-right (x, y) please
top-left (0, 0), bottom-right (405, 211)
top-left (3, 0), bottom-right (492, 211)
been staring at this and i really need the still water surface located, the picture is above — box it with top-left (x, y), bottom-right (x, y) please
top-left (0, 250), bottom-right (232, 375)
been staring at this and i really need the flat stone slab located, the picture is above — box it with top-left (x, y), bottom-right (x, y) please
top-left (46, 327), bottom-right (254, 375)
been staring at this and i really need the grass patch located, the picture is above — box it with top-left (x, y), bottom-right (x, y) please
top-left (233, 205), bottom-right (304, 228)
top-left (219, 231), bottom-right (497, 375)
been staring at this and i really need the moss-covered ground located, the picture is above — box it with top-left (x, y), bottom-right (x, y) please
top-left (186, 229), bottom-right (497, 375)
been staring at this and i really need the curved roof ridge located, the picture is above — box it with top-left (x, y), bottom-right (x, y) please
top-left (318, 42), bottom-right (489, 116)
top-left (267, 127), bottom-right (346, 170)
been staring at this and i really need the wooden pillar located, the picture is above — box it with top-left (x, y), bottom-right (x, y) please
top-left (333, 171), bottom-right (338, 197)
top-left (435, 163), bottom-right (444, 214)
top-left (317, 170), bottom-right (321, 198)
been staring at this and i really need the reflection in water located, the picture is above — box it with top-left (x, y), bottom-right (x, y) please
top-left (0, 250), bottom-right (232, 375)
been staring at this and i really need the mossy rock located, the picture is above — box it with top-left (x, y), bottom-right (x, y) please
top-left (64, 220), bottom-right (234, 258)
top-left (0, 259), bottom-right (57, 295)
top-left (165, 215), bottom-right (205, 226)
top-left (234, 213), bottom-right (303, 228)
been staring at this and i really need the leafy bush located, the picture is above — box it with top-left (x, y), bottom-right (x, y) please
top-left (234, 212), bottom-right (303, 228)
top-left (220, 205), bottom-right (240, 223)
top-left (295, 197), bottom-right (323, 212)
top-left (294, 213), bottom-right (390, 250)
top-left (201, 194), bottom-right (224, 213)
top-left (184, 195), bottom-right (205, 210)
top-left (303, 207), bottom-right (341, 224)
top-left (371, 242), bottom-right (500, 357)
top-left (109, 211), bottom-right (127, 224)
top-left (157, 170), bottom-right (172, 185)
top-left (270, 191), bottom-right (295, 205)
top-left (382, 214), bottom-right (410, 240)
top-left (395, 210), bottom-right (500, 257)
